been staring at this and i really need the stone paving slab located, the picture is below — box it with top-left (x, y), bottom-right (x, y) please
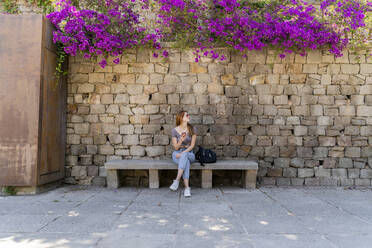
top-left (0, 232), bottom-right (104, 248)
top-left (73, 201), bottom-right (130, 215)
top-left (174, 234), bottom-right (255, 248)
top-left (0, 215), bottom-right (59, 233)
top-left (113, 212), bottom-right (178, 235)
top-left (178, 213), bottom-right (245, 236)
top-left (246, 234), bottom-right (337, 248)
top-left (326, 234), bottom-right (372, 248)
top-left (96, 232), bottom-right (175, 248)
top-left (239, 213), bottom-right (315, 235)
top-left (0, 201), bottom-right (78, 215)
top-left (38, 213), bottom-right (120, 234)
top-left (0, 185), bottom-right (372, 247)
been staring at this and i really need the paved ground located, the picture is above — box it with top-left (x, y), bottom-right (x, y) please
top-left (0, 185), bottom-right (372, 248)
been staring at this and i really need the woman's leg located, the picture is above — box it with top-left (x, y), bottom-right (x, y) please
top-left (172, 150), bottom-right (184, 181)
top-left (181, 152), bottom-right (196, 188)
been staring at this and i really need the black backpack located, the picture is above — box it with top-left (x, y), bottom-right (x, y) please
top-left (195, 146), bottom-right (217, 166)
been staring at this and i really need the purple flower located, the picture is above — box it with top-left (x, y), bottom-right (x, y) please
top-left (99, 59), bottom-right (107, 68)
top-left (162, 50), bottom-right (169, 57)
top-left (113, 57), bottom-right (120, 64)
top-left (47, 0), bottom-right (370, 65)
top-left (47, 0), bottom-right (161, 66)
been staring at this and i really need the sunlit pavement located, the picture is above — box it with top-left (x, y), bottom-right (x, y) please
top-left (0, 185), bottom-right (372, 248)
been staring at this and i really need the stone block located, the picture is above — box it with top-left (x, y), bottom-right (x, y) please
top-left (113, 94), bottom-right (129, 104)
top-left (305, 178), bottom-right (320, 186)
top-left (274, 158), bottom-right (290, 168)
top-left (249, 75), bottom-right (265, 85)
top-left (274, 95), bottom-right (288, 105)
top-left (181, 94), bottom-right (196, 104)
top-left (149, 74), bottom-right (164, 85)
top-left (130, 146), bottom-right (145, 156)
top-left (338, 158), bottom-right (353, 168)
top-left (360, 64), bottom-right (372, 74)
top-left (303, 64), bottom-right (318, 73)
top-left (149, 93), bottom-right (166, 104)
top-left (98, 145), bottom-right (114, 155)
top-left (75, 123), bottom-right (89, 134)
top-left (168, 94), bottom-right (180, 105)
top-left (102, 123), bottom-right (119, 134)
top-left (345, 147), bottom-right (360, 158)
top-left (130, 95), bottom-right (149, 104)
top-left (190, 63), bottom-right (207, 73)
top-left (266, 167), bottom-right (282, 177)
top-left (77, 83), bottom-right (95, 93)
top-left (170, 63), bottom-right (189, 73)
top-left (122, 134), bottom-right (139, 145)
top-left (127, 85), bottom-right (143, 95)
top-left (317, 116), bottom-right (333, 126)
top-left (154, 135), bottom-right (169, 145)
top-left (332, 168), bottom-right (347, 178)
top-left (221, 74), bottom-right (236, 85)
top-left (298, 168), bottom-right (314, 177)
top-left (292, 106), bottom-right (309, 116)
top-left (225, 86), bottom-right (242, 97)
top-left (136, 74), bottom-right (149, 84)
top-left (297, 147), bottom-right (313, 158)
top-left (357, 106), bottom-right (372, 117)
top-left (319, 137), bottom-right (336, 146)
top-left (360, 169), bottom-right (372, 179)
top-left (283, 168), bottom-right (297, 177)
top-left (108, 134), bottom-right (122, 144)
top-left (355, 179), bottom-right (371, 186)
top-left (348, 168), bottom-right (360, 179)
top-left (314, 167), bottom-right (331, 177)
top-left (258, 95), bottom-right (273, 105)
top-left (294, 126), bottom-right (307, 136)
top-left (341, 64), bottom-right (359, 74)
top-left (145, 146), bottom-right (165, 157)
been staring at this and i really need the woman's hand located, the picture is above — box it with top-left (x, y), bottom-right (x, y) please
top-left (180, 132), bottom-right (187, 142)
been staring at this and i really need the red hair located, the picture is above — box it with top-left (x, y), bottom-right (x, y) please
top-left (176, 111), bottom-right (194, 136)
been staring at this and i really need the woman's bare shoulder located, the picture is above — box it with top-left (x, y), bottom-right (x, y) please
top-left (172, 126), bottom-right (179, 136)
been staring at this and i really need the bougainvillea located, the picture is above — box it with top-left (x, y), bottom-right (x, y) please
top-left (47, 0), bottom-right (371, 66)
top-left (320, 0), bottom-right (372, 50)
top-left (154, 0), bottom-right (371, 62)
top-left (46, 0), bottom-right (164, 68)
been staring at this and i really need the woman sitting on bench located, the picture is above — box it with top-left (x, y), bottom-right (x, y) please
top-left (169, 110), bottom-right (197, 197)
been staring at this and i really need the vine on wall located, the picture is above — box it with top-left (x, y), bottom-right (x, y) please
top-left (2, 0), bottom-right (371, 70)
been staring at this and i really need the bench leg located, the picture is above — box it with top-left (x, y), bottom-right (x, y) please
top-left (243, 169), bottom-right (257, 189)
top-left (201, 170), bottom-right (213, 189)
top-left (149, 169), bottom-right (159, 188)
top-left (107, 169), bottom-right (120, 189)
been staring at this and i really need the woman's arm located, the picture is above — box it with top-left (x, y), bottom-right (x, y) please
top-left (172, 136), bottom-right (186, 150)
top-left (181, 134), bottom-right (196, 153)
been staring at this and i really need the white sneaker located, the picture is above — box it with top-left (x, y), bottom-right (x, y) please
top-left (170, 180), bottom-right (179, 191)
top-left (184, 187), bottom-right (191, 197)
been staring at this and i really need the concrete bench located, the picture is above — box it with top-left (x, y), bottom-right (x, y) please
top-left (104, 159), bottom-right (258, 189)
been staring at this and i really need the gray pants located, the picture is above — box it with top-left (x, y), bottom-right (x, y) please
top-left (172, 148), bottom-right (196, 179)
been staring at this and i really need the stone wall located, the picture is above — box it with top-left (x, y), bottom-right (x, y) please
top-left (65, 47), bottom-right (372, 187)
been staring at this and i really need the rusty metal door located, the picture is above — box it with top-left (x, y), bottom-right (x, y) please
top-left (0, 14), bottom-right (66, 187)
top-left (38, 15), bottom-right (66, 185)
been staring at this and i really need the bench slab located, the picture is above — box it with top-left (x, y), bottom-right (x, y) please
top-left (105, 159), bottom-right (258, 170)
top-left (105, 159), bottom-right (258, 190)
